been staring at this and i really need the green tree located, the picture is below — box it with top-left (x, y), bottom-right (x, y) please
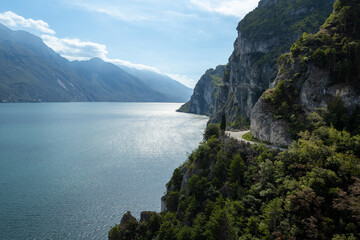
top-left (260, 198), bottom-right (284, 235)
top-left (204, 124), bottom-right (220, 141)
top-left (220, 113), bottom-right (226, 131)
top-left (327, 96), bottom-right (349, 130)
top-left (229, 153), bottom-right (245, 184)
top-left (108, 226), bottom-right (121, 240)
top-left (166, 191), bottom-right (180, 212)
top-left (203, 207), bottom-right (237, 240)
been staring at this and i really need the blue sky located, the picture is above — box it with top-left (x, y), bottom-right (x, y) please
top-left (0, 0), bottom-right (259, 87)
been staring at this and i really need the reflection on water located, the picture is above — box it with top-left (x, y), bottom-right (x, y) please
top-left (0, 103), bottom-right (208, 240)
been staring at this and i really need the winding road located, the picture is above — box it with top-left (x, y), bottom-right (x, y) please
top-left (225, 130), bottom-right (287, 151)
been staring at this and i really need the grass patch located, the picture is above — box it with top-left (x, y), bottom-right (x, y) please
top-left (242, 131), bottom-right (274, 146)
top-left (242, 131), bottom-right (256, 142)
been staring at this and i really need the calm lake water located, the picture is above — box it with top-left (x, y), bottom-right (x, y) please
top-left (0, 103), bottom-right (208, 239)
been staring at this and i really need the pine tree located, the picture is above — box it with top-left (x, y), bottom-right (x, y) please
top-left (220, 113), bottom-right (226, 131)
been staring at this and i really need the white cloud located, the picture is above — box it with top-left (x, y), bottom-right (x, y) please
top-left (65, 0), bottom-right (202, 24)
top-left (166, 73), bottom-right (197, 88)
top-left (107, 58), bottom-right (161, 73)
top-left (68, 0), bottom-right (258, 22)
top-left (190, 0), bottom-right (259, 17)
top-left (0, 11), bottom-right (55, 34)
top-left (67, 0), bottom-right (165, 23)
top-left (108, 59), bottom-right (195, 88)
top-left (82, 6), bottom-right (152, 23)
top-left (41, 35), bottom-right (107, 61)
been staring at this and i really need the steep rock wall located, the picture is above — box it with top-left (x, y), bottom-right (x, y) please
top-left (179, 0), bottom-right (334, 124)
top-left (211, 0), bottom-right (334, 123)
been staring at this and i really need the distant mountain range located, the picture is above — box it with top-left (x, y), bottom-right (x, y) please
top-left (0, 24), bottom-right (192, 103)
top-left (119, 66), bottom-right (193, 102)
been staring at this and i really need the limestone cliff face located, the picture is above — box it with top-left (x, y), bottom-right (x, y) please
top-left (211, 0), bottom-right (334, 123)
top-left (251, 98), bottom-right (291, 147)
top-left (251, 0), bottom-right (360, 146)
top-left (212, 33), bottom-right (278, 123)
top-left (179, 0), bottom-right (334, 124)
top-left (250, 62), bottom-right (331, 146)
top-left (177, 65), bottom-right (224, 115)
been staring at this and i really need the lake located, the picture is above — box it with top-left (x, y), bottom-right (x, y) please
top-left (0, 103), bottom-right (208, 239)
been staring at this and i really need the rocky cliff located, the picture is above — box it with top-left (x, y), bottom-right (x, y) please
top-left (251, 0), bottom-right (360, 146)
top-left (177, 65), bottom-right (225, 115)
top-left (179, 0), bottom-right (334, 123)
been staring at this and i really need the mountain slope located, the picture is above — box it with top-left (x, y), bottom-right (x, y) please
top-left (118, 66), bottom-right (193, 102)
top-left (179, 0), bottom-right (334, 123)
top-left (251, 0), bottom-right (360, 146)
top-left (0, 24), bottom-right (175, 102)
top-left (0, 24), bottom-right (88, 102)
top-left (71, 58), bottom-right (170, 102)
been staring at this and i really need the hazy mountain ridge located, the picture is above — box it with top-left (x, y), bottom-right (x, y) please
top-left (0, 24), bottom-right (189, 103)
top-left (71, 58), bottom-right (171, 102)
top-left (119, 66), bottom-right (193, 102)
top-left (0, 24), bottom-right (88, 102)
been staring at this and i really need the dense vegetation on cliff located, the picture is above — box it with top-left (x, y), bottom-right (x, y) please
top-left (110, 114), bottom-right (360, 239)
top-left (290, 0), bottom-right (360, 85)
top-left (258, 0), bottom-right (360, 141)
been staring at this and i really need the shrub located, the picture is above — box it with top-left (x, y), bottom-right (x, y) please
top-left (204, 123), bottom-right (220, 140)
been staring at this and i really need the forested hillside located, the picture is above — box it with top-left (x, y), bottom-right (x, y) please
top-left (110, 116), bottom-right (360, 239)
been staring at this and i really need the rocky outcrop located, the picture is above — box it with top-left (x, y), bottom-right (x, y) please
top-left (251, 63), bottom-right (331, 146)
top-left (251, 98), bottom-right (291, 146)
top-left (177, 65), bottom-right (225, 115)
top-left (160, 196), bottom-right (167, 212)
top-left (252, 61), bottom-right (360, 146)
top-left (121, 211), bottom-right (137, 223)
top-left (161, 164), bottom-right (192, 212)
